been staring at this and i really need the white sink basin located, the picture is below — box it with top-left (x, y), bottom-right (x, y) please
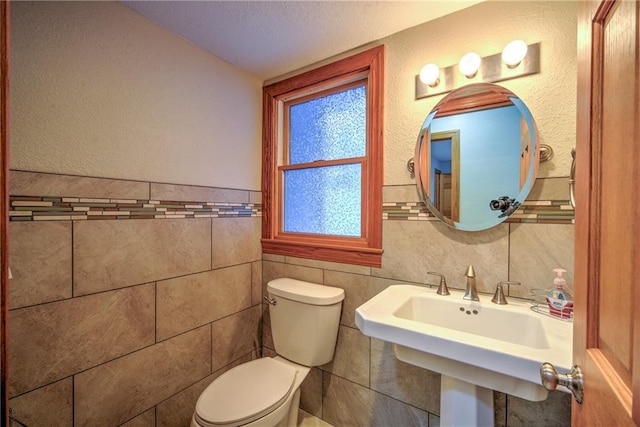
top-left (355, 285), bottom-right (572, 402)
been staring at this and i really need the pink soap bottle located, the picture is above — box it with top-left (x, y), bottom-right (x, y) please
top-left (545, 268), bottom-right (573, 319)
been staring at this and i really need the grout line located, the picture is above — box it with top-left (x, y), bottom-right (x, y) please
top-left (8, 261), bottom-right (258, 313)
top-left (507, 222), bottom-right (512, 295)
top-left (210, 322), bottom-right (214, 375)
top-left (320, 369), bottom-right (325, 421)
top-left (504, 392), bottom-right (509, 424)
top-left (71, 221), bottom-right (75, 298)
top-left (154, 282), bottom-right (158, 344)
top-left (72, 375), bottom-right (75, 426)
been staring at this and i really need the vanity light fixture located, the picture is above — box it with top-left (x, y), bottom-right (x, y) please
top-left (502, 40), bottom-right (528, 68)
top-left (458, 52), bottom-right (481, 78)
top-left (419, 63), bottom-right (441, 87)
top-left (415, 41), bottom-right (540, 99)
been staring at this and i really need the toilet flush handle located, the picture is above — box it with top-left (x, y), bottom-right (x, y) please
top-left (264, 295), bottom-right (277, 305)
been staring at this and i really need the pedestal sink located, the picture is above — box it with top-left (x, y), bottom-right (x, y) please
top-left (355, 285), bottom-right (572, 426)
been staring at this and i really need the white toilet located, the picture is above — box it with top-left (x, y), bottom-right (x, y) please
top-left (191, 277), bottom-right (345, 427)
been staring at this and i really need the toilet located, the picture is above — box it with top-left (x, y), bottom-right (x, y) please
top-left (191, 277), bottom-right (345, 427)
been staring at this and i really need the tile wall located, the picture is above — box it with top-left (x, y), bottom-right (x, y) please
top-left (8, 171), bottom-right (263, 426)
top-left (9, 170), bottom-right (573, 426)
top-left (262, 177), bottom-right (574, 426)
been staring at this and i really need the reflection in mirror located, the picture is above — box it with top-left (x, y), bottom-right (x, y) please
top-left (415, 83), bottom-right (539, 231)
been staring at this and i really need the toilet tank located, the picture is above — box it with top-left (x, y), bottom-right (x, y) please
top-left (267, 278), bottom-right (344, 366)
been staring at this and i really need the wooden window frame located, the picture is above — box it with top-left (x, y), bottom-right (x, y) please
top-left (262, 45), bottom-right (384, 267)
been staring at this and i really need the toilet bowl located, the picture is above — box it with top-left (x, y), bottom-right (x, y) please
top-left (191, 278), bottom-right (344, 427)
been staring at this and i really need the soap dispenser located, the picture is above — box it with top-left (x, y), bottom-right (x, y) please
top-left (545, 268), bottom-right (574, 319)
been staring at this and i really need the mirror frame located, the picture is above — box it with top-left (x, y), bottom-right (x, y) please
top-left (414, 83), bottom-right (540, 231)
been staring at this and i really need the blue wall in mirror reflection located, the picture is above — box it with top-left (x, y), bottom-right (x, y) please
top-left (429, 105), bottom-right (521, 224)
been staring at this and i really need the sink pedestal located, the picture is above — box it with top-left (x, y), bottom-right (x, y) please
top-left (441, 375), bottom-right (494, 427)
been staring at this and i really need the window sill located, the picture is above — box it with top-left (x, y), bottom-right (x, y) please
top-left (262, 238), bottom-right (382, 268)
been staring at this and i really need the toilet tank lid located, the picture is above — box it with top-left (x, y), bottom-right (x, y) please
top-left (267, 278), bottom-right (345, 305)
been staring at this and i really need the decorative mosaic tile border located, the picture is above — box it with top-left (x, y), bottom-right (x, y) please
top-left (383, 200), bottom-right (574, 224)
top-left (11, 195), bottom-right (571, 224)
top-left (9, 196), bottom-right (261, 221)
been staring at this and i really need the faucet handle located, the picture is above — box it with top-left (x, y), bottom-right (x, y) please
top-left (427, 271), bottom-right (450, 296)
top-left (491, 281), bottom-right (521, 305)
top-left (464, 265), bottom-right (476, 278)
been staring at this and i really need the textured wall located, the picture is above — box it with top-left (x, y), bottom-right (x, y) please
top-left (384, 0), bottom-right (577, 185)
top-left (10, 1), bottom-right (262, 190)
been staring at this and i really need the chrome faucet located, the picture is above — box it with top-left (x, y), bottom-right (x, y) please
top-left (427, 271), bottom-right (450, 296)
top-left (491, 281), bottom-right (521, 305)
top-left (463, 265), bottom-right (479, 301)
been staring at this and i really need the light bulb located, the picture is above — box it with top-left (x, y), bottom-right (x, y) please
top-left (419, 63), bottom-right (440, 87)
top-left (458, 52), bottom-right (481, 78)
top-left (502, 40), bottom-right (528, 68)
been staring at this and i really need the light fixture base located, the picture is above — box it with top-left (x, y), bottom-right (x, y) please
top-left (415, 43), bottom-right (540, 100)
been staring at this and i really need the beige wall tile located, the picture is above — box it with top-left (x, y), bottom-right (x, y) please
top-left (509, 223), bottom-right (574, 298)
top-left (74, 218), bottom-right (211, 295)
top-left (263, 253), bottom-right (285, 263)
top-left (299, 367), bottom-right (323, 418)
top-left (324, 271), bottom-right (398, 328)
top-left (370, 339), bottom-right (440, 414)
top-left (10, 283), bottom-right (155, 395)
top-left (121, 408), bottom-right (156, 427)
top-left (506, 391), bottom-right (571, 426)
top-left (156, 264), bottom-right (251, 341)
top-left (249, 191), bottom-right (262, 205)
top-left (383, 184), bottom-right (421, 203)
top-left (9, 378), bottom-right (72, 427)
top-left (252, 261), bottom-right (263, 306)
top-left (212, 217), bottom-right (261, 268)
top-left (285, 256), bottom-right (372, 276)
top-left (374, 220), bottom-right (509, 294)
top-left (150, 183), bottom-right (248, 203)
top-left (9, 221), bottom-right (72, 309)
top-left (322, 373), bottom-right (430, 426)
top-left (321, 326), bottom-right (370, 387)
top-left (526, 177), bottom-right (570, 201)
top-left (494, 392), bottom-right (507, 427)
top-left (156, 353), bottom-right (252, 427)
top-left (75, 325), bottom-right (212, 426)
top-left (10, 170), bottom-right (149, 199)
top-left (262, 304), bottom-right (274, 351)
top-left (212, 306), bottom-right (261, 371)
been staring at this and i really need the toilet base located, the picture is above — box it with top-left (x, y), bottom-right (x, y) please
top-left (191, 357), bottom-right (309, 427)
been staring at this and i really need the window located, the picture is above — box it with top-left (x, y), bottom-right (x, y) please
top-left (262, 46), bottom-right (384, 267)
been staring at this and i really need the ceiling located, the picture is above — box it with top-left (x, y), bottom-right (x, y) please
top-left (122, 1), bottom-right (483, 81)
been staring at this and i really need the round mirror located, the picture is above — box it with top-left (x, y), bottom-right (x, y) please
top-left (415, 83), bottom-right (539, 231)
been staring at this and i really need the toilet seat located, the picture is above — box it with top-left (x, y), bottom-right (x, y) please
top-left (195, 358), bottom-right (298, 427)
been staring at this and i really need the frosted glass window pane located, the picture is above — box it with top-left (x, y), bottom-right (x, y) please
top-left (283, 164), bottom-right (361, 236)
top-left (289, 85), bottom-right (366, 164)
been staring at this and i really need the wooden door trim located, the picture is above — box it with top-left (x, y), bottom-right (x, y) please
top-left (0, 0), bottom-right (9, 424)
top-left (574, 0), bottom-right (640, 424)
top-left (431, 130), bottom-right (460, 223)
